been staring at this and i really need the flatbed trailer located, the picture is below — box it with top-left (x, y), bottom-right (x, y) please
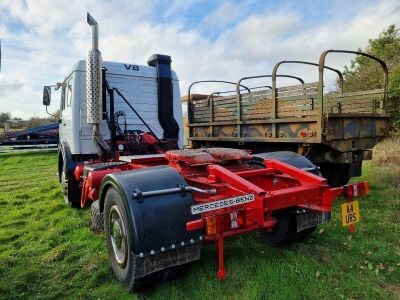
top-left (0, 123), bottom-right (59, 145)
top-left (186, 50), bottom-right (391, 186)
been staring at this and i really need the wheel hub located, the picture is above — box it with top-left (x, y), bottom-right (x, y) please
top-left (109, 205), bottom-right (127, 267)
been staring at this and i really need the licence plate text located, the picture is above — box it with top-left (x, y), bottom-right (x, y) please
top-left (341, 200), bottom-right (360, 226)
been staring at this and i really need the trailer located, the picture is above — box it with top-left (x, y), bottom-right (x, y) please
top-left (42, 13), bottom-right (374, 291)
top-left (186, 56), bottom-right (391, 186)
top-left (0, 122), bottom-right (59, 145)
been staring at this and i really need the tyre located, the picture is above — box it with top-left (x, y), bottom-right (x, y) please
top-left (319, 163), bottom-right (350, 187)
top-left (261, 210), bottom-right (296, 246)
top-left (104, 187), bottom-right (192, 291)
top-left (105, 187), bottom-right (163, 291)
top-left (251, 153), bottom-right (321, 245)
top-left (90, 200), bottom-right (104, 232)
top-left (60, 159), bottom-right (81, 208)
top-left (262, 210), bottom-right (317, 246)
top-left (104, 187), bottom-right (139, 291)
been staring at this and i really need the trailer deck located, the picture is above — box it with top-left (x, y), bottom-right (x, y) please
top-left (188, 53), bottom-right (390, 152)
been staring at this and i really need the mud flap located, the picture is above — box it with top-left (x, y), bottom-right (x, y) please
top-left (100, 166), bottom-right (203, 278)
top-left (296, 211), bottom-right (331, 232)
top-left (134, 243), bottom-right (201, 279)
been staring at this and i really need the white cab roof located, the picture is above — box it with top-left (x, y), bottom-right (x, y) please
top-left (69, 60), bottom-right (178, 80)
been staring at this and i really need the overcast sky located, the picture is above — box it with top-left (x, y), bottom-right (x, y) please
top-left (0, 0), bottom-right (399, 119)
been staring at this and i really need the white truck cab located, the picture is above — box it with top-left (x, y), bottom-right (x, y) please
top-left (42, 13), bottom-right (185, 206)
top-left (57, 59), bottom-right (184, 155)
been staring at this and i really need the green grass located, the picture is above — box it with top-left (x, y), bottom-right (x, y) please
top-left (0, 151), bottom-right (399, 299)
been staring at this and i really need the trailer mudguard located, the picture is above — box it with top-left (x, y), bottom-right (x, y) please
top-left (99, 166), bottom-right (202, 278)
top-left (252, 151), bottom-right (321, 176)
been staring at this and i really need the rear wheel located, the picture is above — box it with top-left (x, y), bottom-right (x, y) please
top-left (90, 200), bottom-right (104, 232)
top-left (104, 187), bottom-right (142, 291)
top-left (251, 154), bottom-right (320, 245)
top-left (104, 187), bottom-right (180, 291)
top-left (262, 210), bottom-right (296, 246)
top-left (262, 210), bottom-right (317, 246)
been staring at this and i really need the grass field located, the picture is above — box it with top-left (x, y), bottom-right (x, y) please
top-left (0, 146), bottom-right (399, 299)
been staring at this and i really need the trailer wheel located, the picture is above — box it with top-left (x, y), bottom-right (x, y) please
top-left (262, 210), bottom-right (296, 246)
top-left (90, 200), bottom-right (104, 232)
top-left (262, 210), bottom-right (317, 246)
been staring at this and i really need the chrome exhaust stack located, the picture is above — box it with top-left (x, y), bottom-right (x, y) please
top-left (86, 12), bottom-right (110, 157)
top-left (87, 13), bottom-right (99, 51)
top-left (86, 12), bottom-right (102, 124)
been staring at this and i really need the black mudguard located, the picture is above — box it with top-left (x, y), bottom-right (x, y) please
top-left (99, 166), bottom-right (202, 278)
top-left (58, 141), bottom-right (76, 178)
top-left (252, 151), bottom-right (321, 176)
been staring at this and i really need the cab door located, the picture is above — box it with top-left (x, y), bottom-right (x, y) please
top-left (59, 76), bottom-right (74, 145)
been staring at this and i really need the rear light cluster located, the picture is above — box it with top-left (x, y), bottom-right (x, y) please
top-left (343, 181), bottom-right (369, 199)
top-left (205, 211), bottom-right (245, 236)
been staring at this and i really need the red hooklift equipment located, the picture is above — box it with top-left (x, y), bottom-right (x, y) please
top-left (75, 148), bottom-right (369, 280)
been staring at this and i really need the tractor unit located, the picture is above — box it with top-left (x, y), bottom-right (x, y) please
top-left (42, 13), bottom-right (378, 291)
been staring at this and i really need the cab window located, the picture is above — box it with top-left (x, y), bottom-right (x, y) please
top-left (60, 85), bottom-right (66, 111)
top-left (66, 79), bottom-right (73, 107)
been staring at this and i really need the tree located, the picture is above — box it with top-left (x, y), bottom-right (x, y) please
top-left (341, 25), bottom-right (400, 128)
top-left (0, 112), bottom-right (11, 127)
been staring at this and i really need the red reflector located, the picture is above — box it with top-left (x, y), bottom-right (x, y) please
top-left (344, 181), bottom-right (370, 199)
top-left (237, 212), bottom-right (245, 226)
top-left (363, 181), bottom-right (370, 195)
top-left (344, 184), bottom-right (354, 199)
top-left (186, 219), bottom-right (204, 231)
top-left (356, 181), bottom-right (370, 196)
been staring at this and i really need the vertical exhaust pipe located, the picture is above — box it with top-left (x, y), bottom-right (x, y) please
top-left (86, 12), bottom-right (110, 157)
top-left (87, 13), bottom-right (99, 51)
top-left (86, 12), bottom-right (102, 124)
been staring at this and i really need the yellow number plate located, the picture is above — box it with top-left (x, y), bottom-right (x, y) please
top-left (341, 200), bottom-right (360, 226)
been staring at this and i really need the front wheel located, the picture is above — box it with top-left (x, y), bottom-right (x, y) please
top-left (60, 159), bottom-right (81, 207)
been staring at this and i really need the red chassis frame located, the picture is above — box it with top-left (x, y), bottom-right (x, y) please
top-left (74, 149), bottom-right (369, 279)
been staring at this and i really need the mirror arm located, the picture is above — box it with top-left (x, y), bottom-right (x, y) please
top-left (45, 105), bottom-right (59, 121)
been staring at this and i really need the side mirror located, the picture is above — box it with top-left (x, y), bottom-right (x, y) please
top-left (43, 86), bottom-right (51, 106)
